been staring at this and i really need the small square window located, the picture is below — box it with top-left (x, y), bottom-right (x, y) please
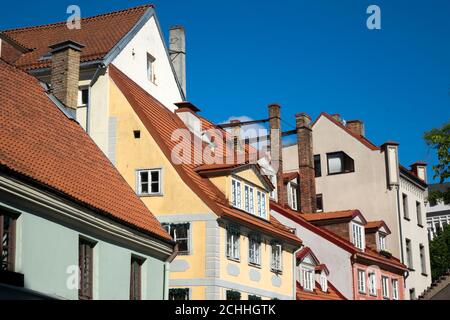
top-left (137, 169), bottom-right (162, 195)
top-left (316, 194), bottom-right (323, 212)
top-left (327, 151), bottom-right (354, 175)
top-left (133, 130), bottom-right (141, 139)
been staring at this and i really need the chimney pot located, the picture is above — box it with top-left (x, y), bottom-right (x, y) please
top-left (49, 40), bottom-right (84, 110)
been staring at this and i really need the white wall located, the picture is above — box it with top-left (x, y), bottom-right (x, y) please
top-left (399, 176), bottom-right (431, 298)
top-left (112, 15), bottom-right (183, 111)
top-left (271, 209), bottom-right (353, 299)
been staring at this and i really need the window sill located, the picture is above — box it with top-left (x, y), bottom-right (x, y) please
top-left (327, 171), bottom-right (354, 176)
top-left (138, 193), bottom-right (163, 197)
top-left (404, 217), bottom-right (411, 221)
top-left (271, 268), bottom-right (283, 275)
top-left (177, 251), bottom-right (191, 256)
top-left (248, 262), bottom-right (261, 269)
top-left (421, 273), bottom-right (428, 277)
top-left (408, 268), bottom-right (415, 272)
top-left (369, 293), bottom-right (377, 297)
top-left (417, 224), bottom-right (424, 228)
top-left (227, 257), bottom-right (240, 263)
top-left (358, 291), bottom-right (367, 295)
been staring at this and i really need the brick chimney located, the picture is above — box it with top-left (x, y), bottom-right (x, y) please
top-left (169, 26), bottom-right (186, 97)
top-left (49, 40), bottom-right (84, 110)
top-left (346, 120), bottom-right (365, 136)
top-left (296, 113), bottom-right (317, 213)
top-left (269, 104), bottom-right (286, 206)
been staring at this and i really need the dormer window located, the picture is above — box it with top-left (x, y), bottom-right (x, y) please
top-left (351, 222), bottom-right (365, 250)
top-left (379, 233), bottom-right (386, 251)
top-left (257, 190), bottom-right (267, 219)
top-left (244, 185), bottom-right (254, 214)
top-left (301, 267), bottom-right (314, 291)
top-left (320, 273), bottom-right (328, 292)
top-left (327, 151), bottom-right (354, 175)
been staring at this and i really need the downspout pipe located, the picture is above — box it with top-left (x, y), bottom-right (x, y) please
top-left (163, 244), bottom-right (179, 300)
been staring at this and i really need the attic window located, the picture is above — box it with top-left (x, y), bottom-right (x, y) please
top-left (320, 274), bottom-right (328, 292)
top-left (327, 152), bottom-right (354, 175)
top-left (351, 222), bottom-right (365, 250)
top-left (147, 53), bottom-right (156, 83)
top-left (301, 267), bottom-right (314, 291)
top-left (133, 130), bottom-right (141, 139)
top-left (378, 233), bottom-right (386, 251)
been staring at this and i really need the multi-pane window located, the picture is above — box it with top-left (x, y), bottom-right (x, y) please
top-left (416, 201), bottom-right (423, 226)
top-left (288, 184), bottom-right (298, 211)
top-left (392, 279), bottom-right (399, 300)
top-left (231, 179), bottom-right (242, 209)
top-left (357, 270), bottom-right (366, 293)
top-left (163, 223), bottom-right (190, 254)
top-left (79, 238), bottom-right (95, 300)
top-left (226, 227), bottom-right (240, 260)
top-left (0, 213), bottom-right (16, 272)
top-left (137, 169), bottom-right (161, 195)
top-left (352, 223), bottom-right (365, 250)
top-left (248, 295), bottom-right (262, 300)
top-left (257, 190), bottom-right (267, 219)
top-left (314, 154), bottom-right (321, 177)
top-left (130, 256), bottom-right (144, 300)
top-left (402, 193), bottom-right (409, 219)
top-left (381, 276), bottom-right (390, 299)
top-left (271, 243), bottom-right (282, 272)
top-left (248, 234), bottom-right (261, 266)
top-left (368, 272), bottom-right (377, 296)
top-left (169, 288), bottom-right (189, 300)
top-left (420, 244), bottom-right (426, 274)
top-left (379, 233), bottom-right (386, 251)
top-left (147, 53), bottom-right (156, 83)
top-left (406, 238), bottom-right (413, 269)
top-left (320, 274), bottom-right (328, 292)
top-left (327, 152), bottom-right (354, 175)
top-left (244, 185), bottom-right (254, 214)
top-left (302, 268), bottom-right (314, 291)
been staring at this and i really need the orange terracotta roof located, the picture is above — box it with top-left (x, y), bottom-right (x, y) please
top-left (365, 220), bottom-right (391, 234)
top-left (301, 209), bottom-right (365, 223)
top-left (312, 112), bottom-right (380, 151)
top-left (0, 60), bottom-right (172, 243)
top-left (271, 201), bottom-right (407, 273)
top-left (108, 65), bottom-right (302, 246)
top-left (1, 5), bottom-right (151, 70)
top-left (296, 281), bottom-right (346, 300)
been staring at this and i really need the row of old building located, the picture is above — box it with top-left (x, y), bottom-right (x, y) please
top-left (0, 5), bottom-right (431, 300)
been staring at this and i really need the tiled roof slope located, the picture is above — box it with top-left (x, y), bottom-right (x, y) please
top-left (1, 5), bottom-right (151, 70)
top-left (296, 281), bottom-right (346, 300)
top-left (301, 210), bottom-right (362, 222)
top-left (0, 59), bottom-right (172, 242)
top-left (108, 64), bottom-right (301, 246)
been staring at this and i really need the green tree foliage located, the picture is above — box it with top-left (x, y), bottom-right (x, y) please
top-left (429, 225), bottom-right (450, 281)
top-left (424, 121), bottom-right (450, 205)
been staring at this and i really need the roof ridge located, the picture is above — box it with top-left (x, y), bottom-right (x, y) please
top-left (2, 4), bottom-right (153, 34)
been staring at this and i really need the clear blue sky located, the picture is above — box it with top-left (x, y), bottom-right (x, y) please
top-left (1, 0), bottom-right (449, 182)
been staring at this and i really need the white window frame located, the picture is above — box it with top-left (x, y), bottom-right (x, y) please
top-left (382, 276), bottom-right (390, 299)
top-left (270, 243), bottom-right (282, 272)
top-left (392, 279), bottom-right (399, 300)
top-left (226, 227), bottom-right (240, 261)
top-left (257, 190), bottom-right (267, 219)
top-left (351, 222), bottom-right (365, 250)
top-left (136, 168), bottom-right (162, 195)
top-left (163, 223), bottom-right (190, 254)
top-left (244, 184), bottom-right (254, 214)
top-left (320, 273), bottom-right (328, 292)
top-left (301, 267), bottom-right (314, 291)
top-left (231, 178), bottom-right (242, 209)
top-left (368, 272), bottom-right (377, 296)
top-left (78, 86), bottom-right (89, 107)
top-left (147, 53), bottom-right (156, 83)
top-left (357, 269), bottom-right (366, 294)
top-left (248, 234), bottom-right (261, 266)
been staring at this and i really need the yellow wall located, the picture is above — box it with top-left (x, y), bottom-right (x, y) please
top-left (218, 226), bottom-right (294, 299)
top-left (235, 168), bottom-right (267, 190)
top-left (108, 80), bottom-right (210, 215)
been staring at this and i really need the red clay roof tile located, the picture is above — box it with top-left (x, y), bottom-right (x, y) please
top-left (1, 5), bottom-right (152, 70)
top-left (0, 59), bottom-right (172, 242)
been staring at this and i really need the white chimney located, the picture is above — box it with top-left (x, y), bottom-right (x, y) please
top-left (169, 26), bottom-right (186, 97)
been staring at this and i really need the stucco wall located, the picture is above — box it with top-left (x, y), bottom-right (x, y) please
top-left (271, 209), bottom-right (354, 299)
top-left (112, 15), bottom-right (183, 111)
